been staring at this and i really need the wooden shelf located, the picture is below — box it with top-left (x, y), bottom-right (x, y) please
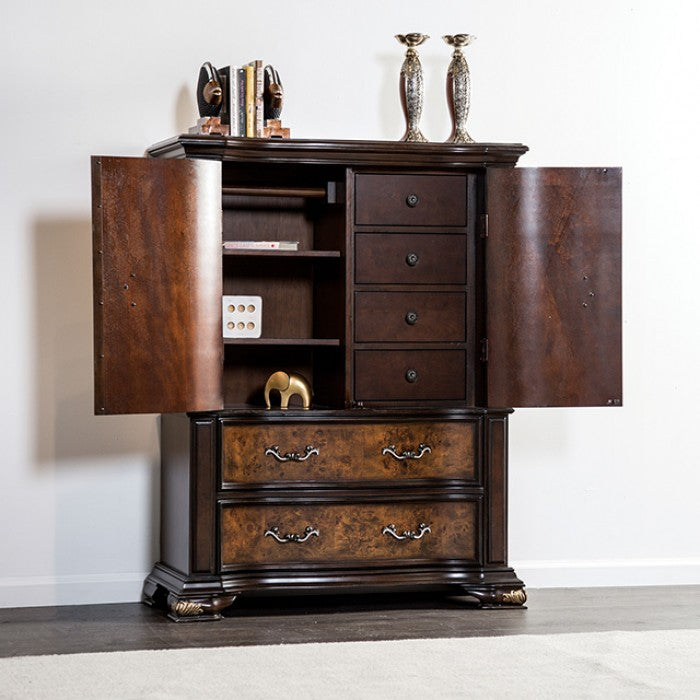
top-left (222, 186), bottom-right (327, 198)
top-left (224, 338), bottom-right (340, 347)
top-left (222, 249), bottom-right (341, 258)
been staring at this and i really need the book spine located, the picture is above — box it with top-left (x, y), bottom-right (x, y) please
top-left (254, 59), bottom-right (264, 137)
top-left (245, 64), bottom-right (255, 137)
top-left (219, 67), bottom-right (231, 130)
top-left (229, 66), bottom-right (240, 137)
top-left (237, 68), bottom-right (246, 137)
top-left (223, 241), bottom-right (299, 250)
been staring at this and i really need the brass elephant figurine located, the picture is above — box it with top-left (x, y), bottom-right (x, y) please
top-left (264, 371), bottom-right (312, 410)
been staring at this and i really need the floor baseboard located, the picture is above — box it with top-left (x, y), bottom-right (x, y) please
top-left (2, 559), bottom-right (699, 608)
top-left (512, 557), bottom-right (700, 588)
top-left (0, 573), bottom-right (146, 608)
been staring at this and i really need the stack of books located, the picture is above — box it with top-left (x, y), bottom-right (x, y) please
top-left (219, 61), bottom-right (265, 138)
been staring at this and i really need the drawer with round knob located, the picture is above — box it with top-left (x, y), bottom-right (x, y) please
top-left (355, 291), bottom-right (466, 342)
top-left (355, 233), bottom-right (466, 285)
top-left (220, 420), bottom-right (477, 485)
top-left (219, 499), bottom-right (478, 567)
top-left (355, 174), bottom-right (467, 227)
top-left (354, 350), bottom-right (466, 402)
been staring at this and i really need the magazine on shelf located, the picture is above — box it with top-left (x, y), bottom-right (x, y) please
top-left (223, 240), bottom-right (299, 251)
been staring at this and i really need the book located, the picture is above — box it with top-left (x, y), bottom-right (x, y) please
top-left (219, 66), bottom-right (240, 137)
top-left (237, 68), bottom-right (246, 137)
top-left (252, 60), bottom-right (264, 137)
top-left (244, 64), bottom-right (255, 137)
top-left (223, 240), bottom-right (299, 251)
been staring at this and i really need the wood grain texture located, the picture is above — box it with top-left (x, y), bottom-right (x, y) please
top-left (486, 167), bottom-right (622, 407)
top-left (355, 233), bottom-right (467, 285)
top-left (220, 500), bottom-right (478, 566)
top-left (355, 291), bottom-right (466, 342)
top-left (221, 420), bottom-right (477, 484)
top-left (3, 587), bottom-right (698, 656)
top-left (147, 135), bottom-right (528, 168)
top-left (92, 156), bottom-right (223, 414)
top-left (354, 350), bottom-right (466, 402)
top-left (355, 174), bottom-right (467, 227)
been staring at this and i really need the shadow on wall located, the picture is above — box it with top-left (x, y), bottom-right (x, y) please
top-left (175, 83), bottom-right (196, 135)
top-left (32, 217), bottom-right (159, 466)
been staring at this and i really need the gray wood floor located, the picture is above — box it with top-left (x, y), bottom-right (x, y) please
top-left (1, 586), bottom-right (698, 658)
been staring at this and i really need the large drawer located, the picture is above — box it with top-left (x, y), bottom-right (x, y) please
top-left (355, 291), bottom-right (466, 342)
top-left (220, 499), bottom-right (478, 566)
top-left (221, 420), bottom-right (477, 484)
top-left (355, 174), bottom-right (467, 227)
top-left (355, 233), bottom-right (466, 285)
top-left (355, 350), bottom-right (466, 402)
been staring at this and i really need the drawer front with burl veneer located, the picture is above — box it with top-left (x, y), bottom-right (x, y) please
top-left (355, 291), bottom-right (466, 343)
top-left (355, 174), bottom-right (467, 227)
top-left (355, 233), bottom-right (466, 285)
top-left (355, 350), bottom-right (466, 402)
top-left (221, 421), bottom-right (477, 485)
top-left (219, 499), bottom-right (478, 567)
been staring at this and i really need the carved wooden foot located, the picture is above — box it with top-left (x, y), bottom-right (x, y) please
top-left (460, 586), bottom-right (527, 609)
top-left (166, 593), bottom-right (238, 622)
top-left (141, 578), bottom-right (164, 608)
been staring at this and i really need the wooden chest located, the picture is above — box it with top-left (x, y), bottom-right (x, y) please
top-left (92, 137), bottom-right (621, 620)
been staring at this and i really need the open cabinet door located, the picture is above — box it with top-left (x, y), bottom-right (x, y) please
top-left (485, 168), bottom-right (621, 407)
top-left (92, 156), bottom-right (223, 414)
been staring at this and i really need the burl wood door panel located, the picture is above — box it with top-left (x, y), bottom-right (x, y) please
top-left (355, 291), bottom-right (466, 342)
top-left (221, 421), bottom-right (477, 484)
top-left (355, 350), bottom-right (466, 401)
top-left (355, 174), bottom-right (467, 227)
top-left (220, 500), bottom-right (478, 566)
top-left (92, 156), bottom-right (223, 414)
top-left (486, 167), bottom-right (622, 407)
top-left (355, 233), bottom-right (467, 284)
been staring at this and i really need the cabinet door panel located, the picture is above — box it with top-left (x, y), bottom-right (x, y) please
top-left (92, 156), bottom-right (223, 414)
top-left (486, 168), bottom-right (621, 407)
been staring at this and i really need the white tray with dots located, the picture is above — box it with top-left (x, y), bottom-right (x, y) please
top-left (222, 295), bottom-right (262, 338)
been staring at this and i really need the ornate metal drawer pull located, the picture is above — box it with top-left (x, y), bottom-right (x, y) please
top-left (264, 525), bottom-right (319, 543)
top-left (382, 523), bottom-right (431, 540)
top-left (264, 445), bottom-right (319, 462)
top-left (382, 443), bottom-right (432, 461)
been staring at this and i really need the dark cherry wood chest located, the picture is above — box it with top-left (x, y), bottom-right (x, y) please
top-left (91, 136), bottom-right (621, 620)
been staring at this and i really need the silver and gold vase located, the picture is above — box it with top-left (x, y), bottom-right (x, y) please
top-left (444, 34), bottom-right (475, 143)
top-left (396, 33), bottom-right (429, 142)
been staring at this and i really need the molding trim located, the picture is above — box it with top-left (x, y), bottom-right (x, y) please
top-left (511, 558), bottom-right (700, 588)
top-left (0, 573), bottom-right (147, 608)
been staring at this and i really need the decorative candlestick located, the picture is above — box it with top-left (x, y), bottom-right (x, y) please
top-left (444, 34), bottom-right (475, 143)
top-left (395, 33), bottom-right (429, 142)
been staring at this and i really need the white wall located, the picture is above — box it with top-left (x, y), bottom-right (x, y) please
top-left (1, 0), bottom-right (698, 607)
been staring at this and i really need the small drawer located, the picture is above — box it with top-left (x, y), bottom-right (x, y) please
top-left (355, 233), bottom-right (466, 285)
top-left (355, 350), bottom-right (466, 402)
top-left (355, 291), bottom-right (466, 342)
top-left (220, 500), bottom-right (478, 567)
top-left (355, 174), bottom-right (467, 227)
top-left (221, 421), bottom-right (477, 484)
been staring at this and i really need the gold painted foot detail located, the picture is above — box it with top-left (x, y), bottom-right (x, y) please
top-left (166, 593), bottom-right (237, 622)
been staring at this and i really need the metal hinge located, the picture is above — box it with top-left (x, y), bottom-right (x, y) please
top-left (480, 213), bottom-right (489, 239)
top-left (480, 338), bottom-right (489, 362)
